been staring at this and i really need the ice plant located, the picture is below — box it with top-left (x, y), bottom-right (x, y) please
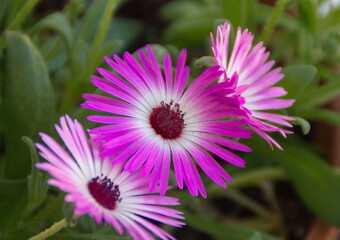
top-left (35, 115), bottom-right (185, 240)
top-left (211, 22), bottom-right (295, 149)
top-left (82, 45), bottom-right (252, 198)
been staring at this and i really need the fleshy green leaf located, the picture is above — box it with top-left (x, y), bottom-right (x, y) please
top-left (2, 31), bottom-right (56, 178)
top-left (185, 212), bottom-right (280, 240)
top-left (63, 0), bottom-right (86, 22)
top-left (76, 215), bottom-right (96, 233)
top-left (277, 144), bottom-right (340, 227)
top-left (253, 139), bottom-right (340, 227)
top-left (69, 38), bottom-right (89, 78)
top-left (39, 36), bottom-right (67, 73)
top-left (63, 202), bottom-right (75, 225)
top-left (22, 136), bottom-right (48, 217)
top-left (194, 56), bottom-right (216, 68)
top-left (162, 7), bottom-right (219, 48)
top-left (280, 64), bottom-right (317, 100)
top-left (297, 107), bottom-right (340, 126)
top-left (298, 0), bottom-right (317, 34)
top-left (298, 80), bottom-right (340, 107)
top-left (3, 0), bottom-right (27, 27)
top-left (293, 116), bottom-right (311, 135)
top-left (322, 35), bottom-right (339, 59)
top-left (28, 13), bottom-right (73, 51)
top-left (75, 0), bottom-right (109, 42)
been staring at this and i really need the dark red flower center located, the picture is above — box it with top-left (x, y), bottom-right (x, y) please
top-left (87, 175), bottom-right (121, 210)
top-left (149, 100), bottom-right (185, 139)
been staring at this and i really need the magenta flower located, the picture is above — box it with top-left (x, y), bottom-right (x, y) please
top-left (211, 22), bottom-right (295, 149)
top-left (82, 45), bottom-right (252, 197)
top-left (36, 115), bottom-right (185, 240)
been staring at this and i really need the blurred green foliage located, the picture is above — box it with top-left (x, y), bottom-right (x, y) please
top-left (1, 0), bottom-right (340, 239)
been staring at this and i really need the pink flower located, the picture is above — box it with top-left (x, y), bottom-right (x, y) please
top-left (36, 115), bottom-right (185, 240)
top-left (211, 22), bottom-right (295, 149)
top-left (82, 45), bottom-right (252, 197)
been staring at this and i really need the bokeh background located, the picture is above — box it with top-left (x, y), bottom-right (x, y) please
top-left (1, 0), bottom-right (340, 239)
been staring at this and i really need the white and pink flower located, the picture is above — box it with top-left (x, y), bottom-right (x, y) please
top-left (36, 115), bottom-right (185, 240)
top-left (211, 22), bottom-right (295, 149)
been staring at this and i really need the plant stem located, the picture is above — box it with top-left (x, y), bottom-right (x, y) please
top-left (28, 218), bottom-right (67, 240)
top-left (208, 167), bottom-right (287, 196)
top-left (259, 0), bottom-right (288, 44)
top-left (8, 0), bottom-right (40, 30)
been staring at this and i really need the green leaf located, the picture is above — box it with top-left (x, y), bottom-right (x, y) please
top-left (297, 107), bottom-right (340, 126)
top-left (292, 116), bottom-right (311, 135)
top-left (22, 136), bottom-right (48, 217)
top-left (280, 64), bottom-right (317, 100)
top-left (322, 35), bottom-right (339, 59)
top-left (69, 38), bottom-right (89, 78)
top-left (2, 31), bottom-right (56, 178)
top-left (63, 202), bottom-right (75, 225)
top-left (29, 12), bottom-right (73, 52)
top-left (63, 0), bottom-right (86, 22)
top-left (76, 0), bottom-right (109, 42)
top-left (254, 140), bottom-right (340, 227)
top-left (280, 144), bottom-right (340, 226)
top-left (194, 56), bottom-right (216, 68)
top-left (76, 215), bottom-right (96, 233)
top-left (298, 0), bottom-right (317, 34)
top-left (162, 7), bottom-right (219, 48)
top-left (298, 80), bottom-right (340, 107)
top-left (39, 36), bottom-right (67, 73)
top-left (22, 137), bottom-right (39, 173)
top-left (3, 0), bottom-right (26, 27)
top-left (185, 212), bottom-right (280, 240)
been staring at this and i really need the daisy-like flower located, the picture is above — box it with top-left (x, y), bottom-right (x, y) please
top-left (82, 45), bottom-right (252, 198)
top-left (211, 22), bottom-right (295, 149)
top-left (35, 115), bottom-right (185, 240)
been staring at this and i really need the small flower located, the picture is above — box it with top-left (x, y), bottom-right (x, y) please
top-left (82, 45), bottom-right (252, 197)
top-left (211, 22), bottom-right (295, 149)
top-left (36, 115), bottom-right (185, 240)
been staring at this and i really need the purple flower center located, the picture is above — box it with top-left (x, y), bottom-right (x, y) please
top-left (87, 175), bottom-right (121, 210)
top-left (149, 100), bottom-right (185, 139)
